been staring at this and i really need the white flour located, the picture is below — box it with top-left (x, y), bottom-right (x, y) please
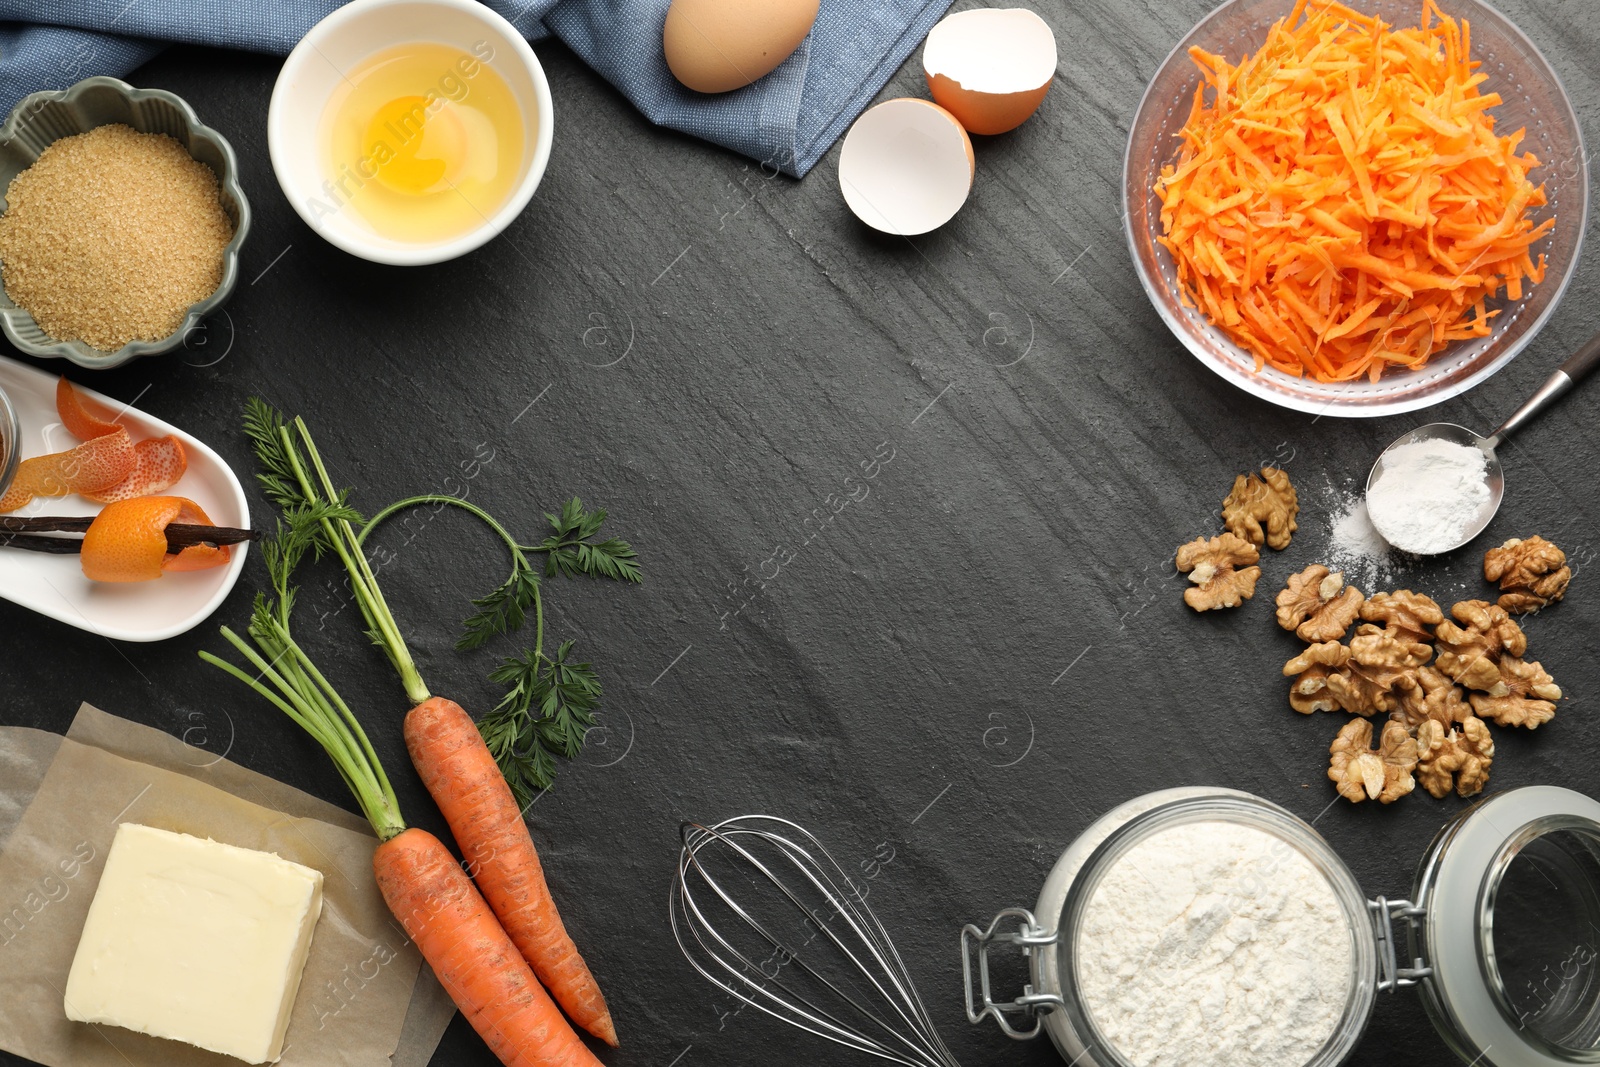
top-left (1365, 438), bottom-right (1490, 554)
top-left (1077, 820), bottom-right (1352, 1067)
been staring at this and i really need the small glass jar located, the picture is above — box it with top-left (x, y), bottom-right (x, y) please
top-left (963, 785), bottom-right (1600, 1067)
top-left (0, 380), bottom-right (18, 501)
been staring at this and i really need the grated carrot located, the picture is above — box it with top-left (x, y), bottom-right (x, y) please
top-left (1155, 0), bottom-right (1551, 383)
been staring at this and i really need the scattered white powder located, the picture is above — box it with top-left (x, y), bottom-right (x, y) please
top-left (1331, 497), bottom-right (1389, 562)
top-left (1326, 492), bottom-right (1400, 589)
top-left (1077, 820), bottom-right (1352, 1067)
top-left (1365, 438), bottom-right (1490, 554)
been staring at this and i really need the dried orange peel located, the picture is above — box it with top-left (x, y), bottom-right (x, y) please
top-left (1155, 0), bottom-right (1551, 383)
top-left (83, 435), bottom-right (188, 503)
top-left (0, 379), bottom-right (190, 512)
top-left (0, 428), bottom-right (136, 512)
top-left (55, 375), bottom-right (124, 440)
top-left (80, 496), bottom-right (232, 582)
top-left (56, 377), bottom-right (189, 501)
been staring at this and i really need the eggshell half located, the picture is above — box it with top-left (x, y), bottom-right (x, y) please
top-left (664, 0), bottom-right (820, 94)
top-left (923, 8), bottom-right (1057, 135)
top-left (838, 98), bottom-right (974, 236)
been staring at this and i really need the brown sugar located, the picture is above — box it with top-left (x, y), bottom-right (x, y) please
top-left (0, 124), bottom-right (233, 351)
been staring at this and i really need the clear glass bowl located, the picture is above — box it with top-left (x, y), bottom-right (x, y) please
top-left (1122, 0), bottom-right (1587, 417)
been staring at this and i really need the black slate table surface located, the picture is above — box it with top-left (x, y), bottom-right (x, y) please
top-left (4, 1), bottom-right (1600, 1065)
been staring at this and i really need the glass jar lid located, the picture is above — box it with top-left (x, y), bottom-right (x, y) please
top-left (1410, 785), bottom-right (1600, 1066)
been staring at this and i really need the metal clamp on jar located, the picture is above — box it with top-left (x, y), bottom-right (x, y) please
top-left (963, 785), bottom-right (1600, 1067)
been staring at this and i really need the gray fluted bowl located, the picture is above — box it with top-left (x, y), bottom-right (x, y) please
top-left (0, 76), bottom-right (251, 370)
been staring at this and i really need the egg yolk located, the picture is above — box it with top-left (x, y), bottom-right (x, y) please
top-left (322, 42), bottom-right (527, 242)
top-left (365, 95), bottom-right (466, 195)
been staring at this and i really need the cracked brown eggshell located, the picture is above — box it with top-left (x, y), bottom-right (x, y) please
top-left (838, 99), bottom-right (974, 236)
top-left (922, 8), bottom-right (1057, 135)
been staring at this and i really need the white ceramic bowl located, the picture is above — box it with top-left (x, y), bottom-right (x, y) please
top-left (267, 0), bottom-right (553, 266)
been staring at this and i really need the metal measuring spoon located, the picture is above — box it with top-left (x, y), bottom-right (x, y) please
top-left (1366, 329), bottom-right (1600, 554)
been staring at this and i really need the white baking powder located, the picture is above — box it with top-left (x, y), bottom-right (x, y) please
top-left (1325, 492), bottom-right (1397, 587)
top-left (1077, 820), bottom-right (1352, 1067)
top-left (1365, 438), bottom-right (1490, 554)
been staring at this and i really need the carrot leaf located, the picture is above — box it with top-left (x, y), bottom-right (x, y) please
top-left (479, 640), bottom-right (602, 805)
top-left (242, 398), bottom-right (431, 704)
top-left (243, 397), bottom-right (310, 512)
top-left (537, 498), bottom-right (640, 583)
top-left (459, 565), bottom-right (541, 651)
top-left (253, 411), bottom-right (642, 798)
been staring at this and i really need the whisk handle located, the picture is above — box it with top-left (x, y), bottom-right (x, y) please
top-left (960, 908), bottom-right (1063, 1041)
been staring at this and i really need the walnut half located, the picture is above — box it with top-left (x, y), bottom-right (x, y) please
top-left (1176, 533), bottom-right (1262, 611)
top-left (1435, 600), bottom-right (1527, 691)
top-left (1359, 590), bottom-right (1444, 644)
top-left (1283, 642), bottom-right (1351, 714)
top-left (1468, 656), bottom-right (1562, 729)
top-left (1484, 536), bottom-right (1571, 614)
top-left (1320, 623), bottom-right (1431, 716)
top-left (1329, 718), bottom-right (1418, 803)
top-left (1391, 666), bottom-right (1471, 730)
top-left (1416, 717), bottom-right (1495, 798)
top-left (1276, 565), bottom-right (1364, 642)
top-left (1222, 466), bottom-right (1299, 550)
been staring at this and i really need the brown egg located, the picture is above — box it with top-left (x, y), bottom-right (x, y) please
top-left (663, 0), bottom-right (820, 94)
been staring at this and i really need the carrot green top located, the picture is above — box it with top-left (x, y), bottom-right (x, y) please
top-left (200, 400), bottom-right (409, 841)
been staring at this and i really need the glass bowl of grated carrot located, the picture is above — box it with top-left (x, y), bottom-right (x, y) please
top-left (1124, 0), bottom-right (1586, 417)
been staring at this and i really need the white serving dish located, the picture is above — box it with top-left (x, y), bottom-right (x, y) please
top-left (0, 355), bottom-right (248, 641)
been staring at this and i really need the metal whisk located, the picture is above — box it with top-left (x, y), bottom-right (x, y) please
top-left (670, 815), bottom-right (962, 1067)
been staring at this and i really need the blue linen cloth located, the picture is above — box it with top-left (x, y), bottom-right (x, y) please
top-left (0, 0), bottom-right (954, 176)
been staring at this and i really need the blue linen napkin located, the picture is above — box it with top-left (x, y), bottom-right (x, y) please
top-left (0, 0), bottom-right (954, 176)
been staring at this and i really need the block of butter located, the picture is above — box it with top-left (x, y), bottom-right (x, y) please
top-left (64, 823), bottom-right (324, 1064)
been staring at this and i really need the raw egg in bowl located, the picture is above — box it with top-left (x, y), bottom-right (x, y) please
top-left (268, 0), bottom-right (553, 265)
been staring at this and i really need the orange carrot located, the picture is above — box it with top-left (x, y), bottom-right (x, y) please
top-left (406, 697), bottom-right (618, 1047)
top-left (1155, 0), bottom-right (1550, 382)
top-left (205, 612), bottom-right (606, 1067)
top-left (375, 828), bottom-right (605, 1067)
top-left (241, 401), bottom-right (621, 1049)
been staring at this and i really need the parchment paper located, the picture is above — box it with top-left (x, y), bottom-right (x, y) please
top-left (0, 703), bottom-right (457, 1067)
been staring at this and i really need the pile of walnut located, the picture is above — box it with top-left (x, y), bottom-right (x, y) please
top-left (1277, 534), bottom-right (1571, 805)
top-left (1176, 467), bottom-right (1298, 610)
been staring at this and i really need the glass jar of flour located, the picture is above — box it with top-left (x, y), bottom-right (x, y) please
top-left (963, 785), bottom-right (1600, 1067)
